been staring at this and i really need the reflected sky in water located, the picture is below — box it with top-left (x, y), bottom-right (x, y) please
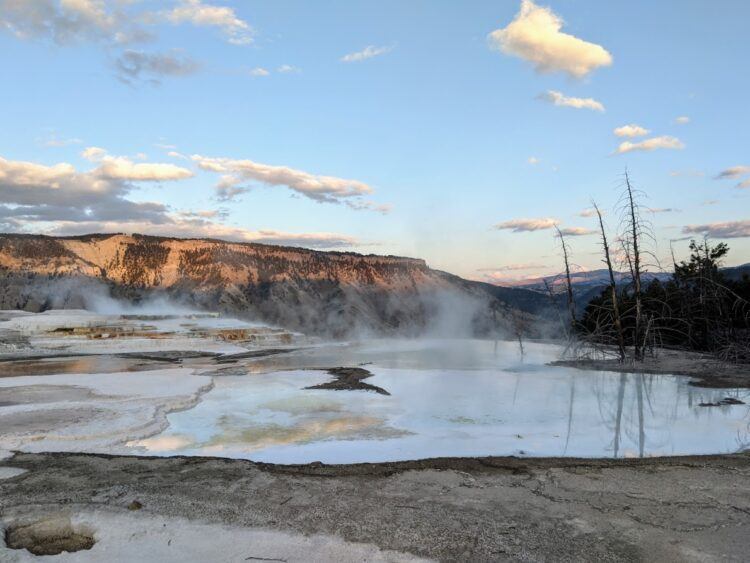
top-left (130, 340), bottom-right (750, 463)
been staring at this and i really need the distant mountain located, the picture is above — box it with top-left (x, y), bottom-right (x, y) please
top-left (0, 233), bottom-right (551, 337)
top-left (724, 263), bottom-right (750, 282)
top-left (502, 269), bottom-right (671, 293)
top-left (495, 264), bottom-right (750, 314)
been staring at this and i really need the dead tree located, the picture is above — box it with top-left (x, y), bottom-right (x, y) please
top-left (555, 226), bottom-right (576, 328)
top-left (622, 171), bottom-right (645, 361)
top-left (593, 201), bottom-right (626, 362)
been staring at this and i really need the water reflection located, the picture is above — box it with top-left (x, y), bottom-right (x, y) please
top-left (128, 340), bottom-right (750, 464)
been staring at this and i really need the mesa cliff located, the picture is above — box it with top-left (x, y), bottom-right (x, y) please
top-left (0, 233), bottom-right (548, 336)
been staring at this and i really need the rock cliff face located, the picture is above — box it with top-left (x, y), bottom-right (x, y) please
top-left (0, 233), bottom-right (546, 336)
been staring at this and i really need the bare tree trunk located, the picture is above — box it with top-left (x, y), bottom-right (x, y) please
top-left (593, 201), bottom-right (626, 362)
top-left (625, 172), bottom-right (644, 361)
top-left (555, 226), bottom-right (576, 329)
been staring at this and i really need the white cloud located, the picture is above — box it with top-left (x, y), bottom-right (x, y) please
top-left (341, 45), bottom-right (393, 63)
top-left (80, 147), bottom-right (194, 181)
top-left (540, 90), bottom-right (605, 112)
top-left (527, 156), bottom-right (540, 165)
top-left (488, 0), bottom-right (612, 78)
top-left (81, 146), bottom-right (107, 161)
top-left (674, 116), bottom-right (690, 125)
top-left (191, 155), bottom-right (378, 207)
top-left (613, 124), bottom-right (649, 138)
top-left (495, 217), bottom-right (559, 232)
top-left (0, 154), bottom-right (177, 230)
top-left (249, 67), bottom-right (269, 77)
top-left (277, 64), bottom-right (300, 74)
top-left (96, 156), bottom-right (193, 182)
top-left (615, 135), bottom-right (685, 154)
top-left (162, 0), bottom-right (252, 45)
top-left (682, 220), bottom-right (750, 239)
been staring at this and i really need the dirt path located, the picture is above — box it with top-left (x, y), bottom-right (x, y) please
top-left (2, 452), bottom-right (749, 561)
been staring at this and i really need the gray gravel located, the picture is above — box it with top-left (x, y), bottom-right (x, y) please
top-left (2, 451), bottom-right (749, 561)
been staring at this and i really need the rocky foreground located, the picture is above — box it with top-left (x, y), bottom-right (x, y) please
top-left (1, 452), bottom-right (749, 562)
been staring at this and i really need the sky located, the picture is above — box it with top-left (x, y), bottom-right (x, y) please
top-left (1, 0), bottom-right (749, 282)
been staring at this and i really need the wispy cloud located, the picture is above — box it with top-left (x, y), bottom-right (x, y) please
top-left (577, 208), bottom-right (602, 218)
top-left (670, 169), bottom-right (705, 178)
top-left (340, 45), bottom-right (393, 63)
top-left (478, 263), bottom-right (547, 272)
top-left (682, 220), bottom-right (750, 239)
top-left (38, 132), bottom-right (83, 148)
top-left (277, 64), bottom-right (301, 74)
top-left (615, 135), bottom-right (684, 154)
top-left (613, 124), bottom-right (649, 138)
top-left (674, 116), bottom-right (690, 125)
top-left (540, 90), bottom-right (604, 112)
top-left (191, 155), bottom-right (386, 210)
top-left (49, 220), bottom-right (359, 249)
top-left (114, 49), bottom-right (200, 86)
top-left (161, 0), bottom-right (253, 45)
top-left (646, 207), bottom-right (680, 214)
top-left (558, 226), bottom-right (595, 236)
top-left (488, 0), bottom-right (612, 78)
top-left (495, 217), bottom-right (559, 232)
top-left (249, 67), bottom-right (269, 77)
top-left (714, 166), bottom-right (750, 189)
top-left (0, 0), bottom-right (250, 83)
top-left (716, 165), bottom-right (750, 179)
top-left (527, 156), bottom-right (540, 165)
top-left (0, 151), bottom-right (359, 250)
top-left (0, 0), bottom-right (150, 45)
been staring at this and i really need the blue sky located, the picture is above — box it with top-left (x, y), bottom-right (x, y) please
top-left (1, 0), bottom-right (749, 281)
